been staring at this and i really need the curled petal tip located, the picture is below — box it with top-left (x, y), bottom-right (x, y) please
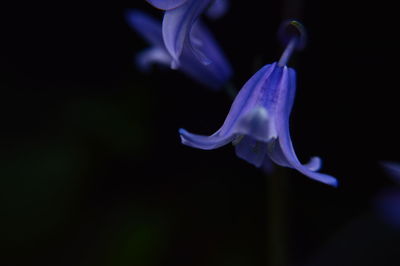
top-left (179, 136), bottom-right (186, 145)
top-left (302, 165), bottom-right (338, 187)
top-left (136, 48), bottom-right (172, 71)
top-left (306, 156), bottom-right (322, 172)
top-left (309, 171), bottom-right (339, 187)
top-left (178, 128), bottom-right (186, 135)
top-left (178, 128), bottom-right (188, 139)
top-left (330, 178), bottom-right (339, 188)
top-left (323, 173), bottom-right (339, 187)
top-left (278, 19), bottom-right (307, 50)
top-left (179, 128), bottom-right (190, 146)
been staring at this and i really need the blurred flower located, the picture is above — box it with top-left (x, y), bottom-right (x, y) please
top-left (205, 0), bottom-right (229, 20)
top-left (179, 21), bottom-right (338, 187)
top-left (381, 161), bottom-right (400, 184)
top-left (126, 9), bottom-right (232, 90)
top-left (375, 188), bottom-right (400, 229)
top-left (146, 0), bottom-right (229, 68)
top-left (375, 161), bottom-right (400, 229)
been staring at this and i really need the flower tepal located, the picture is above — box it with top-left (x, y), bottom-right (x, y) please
top-left (146, 0), bottom-right (229, 69)
top-left (179, 21), bottom-right (338, 187)
top-left (126, 9), bottom-right (232, 90)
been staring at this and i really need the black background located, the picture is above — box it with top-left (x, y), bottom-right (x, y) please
top-left (1, 1), bottom-right (399, 266)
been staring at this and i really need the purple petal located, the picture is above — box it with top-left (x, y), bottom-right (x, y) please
top-left (268, 138), bottom-right (321, 171)
top-left (267, 138), bottom-right (292, 168)
top-left (179, 128), bottom-right (235, 150)
top-left (261, 157), bottom-right (274, 174)
top-left (136, 48), bottom-right (172, 71)
top-left (125, 10), bottom-right (164, 47)
top-left (234, 107), bottom-right (276, 142)
top-left (273, 67), bottom-right (338, 187)
top-left (178, 50), bottom-right (229, 89)
top-left (189, 21), bottom-right (232, 84)
top-left (174, 21), bottom-right (232, 89)
top-left (217, 64), bottom-right (276, 136)
top-left (179, 64), bottom-right (276, 150)
top-left (283, 67), bottom-right (296, 116)
top-left (162, 0), bottom-right (213, 67)
top-left (268, 138), bottom-right (322, 172)
top-left (126, 11), bottom-right (230, 89)
top-left (381, 161), bottom-right (400, 184)
top-left (146, 0), bottom-right (188, 10)
top-left (206, 0), bottom-right (229, 19)
top-left (276, 129), bottom-right (337, 186)
top-left (305, 157), bottom-right (322, 172)
top-left (234, 135), bottom-right (268, 167)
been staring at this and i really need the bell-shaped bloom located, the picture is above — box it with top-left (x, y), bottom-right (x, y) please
top-left (179, 21), bottom-right (338, 187)
top-left (146, 0), bottom-right (229, 68)
top-left (126, 9), bottom-right (232, 90)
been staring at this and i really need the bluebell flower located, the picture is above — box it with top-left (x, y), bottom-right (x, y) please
top-left (179, 21), bottom-right (338, 187)
top-left (146, 0), bottom-right (229, 68)
top-left (126, 9), bottom-right (232, 90)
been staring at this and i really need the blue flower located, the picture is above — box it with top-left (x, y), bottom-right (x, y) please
top-left (179, 21), bottom-right (338, 187)
top-left (126, 9), bottom-right (232, 90)
top-left (146, 0), bottom-right (229, 68)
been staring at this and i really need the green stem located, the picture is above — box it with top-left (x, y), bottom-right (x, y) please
top-left (267, 168), bottom-right (288, 266)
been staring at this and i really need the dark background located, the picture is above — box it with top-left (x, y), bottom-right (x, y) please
top-left (1, 2), bottom-right (399, 266)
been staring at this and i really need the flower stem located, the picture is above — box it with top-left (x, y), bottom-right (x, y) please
top-left (278, 37), bottom-right (297, 67)
top-left (267, 168), bottom-right (288, 266)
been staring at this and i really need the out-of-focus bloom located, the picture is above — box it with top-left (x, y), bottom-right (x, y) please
top-left (126, 9), bottom-right (232, 89)
top-left (146, 0), bottom-right (229, 68)
top-left (179, 21), bottom-right (338, 187)
top-left (205, 0), bottom-right (229, 20)
top-left (381, 161), bottom-right (400, 184)
top-left (375, 188), bottom-right (400, 228)
top-left (374, 161), bottom-right (400, 228)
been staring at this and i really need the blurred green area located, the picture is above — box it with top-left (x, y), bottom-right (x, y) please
top-left (99, 211), bottom-right (171, 266)
top-left (0, 76), bottom-right (267, 266)
top-left (1, 77), bottom-right (399, 266)
top-left (63, 86), bottom-right (153, 154)
top-left (0, 79), bottom-right (158, 265)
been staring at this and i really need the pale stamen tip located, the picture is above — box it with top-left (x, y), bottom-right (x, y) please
top-left (278, 19), bottom-right (307, 51)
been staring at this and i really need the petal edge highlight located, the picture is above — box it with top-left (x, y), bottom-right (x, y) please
top-left (146, 0), bottom-right (188, 10)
